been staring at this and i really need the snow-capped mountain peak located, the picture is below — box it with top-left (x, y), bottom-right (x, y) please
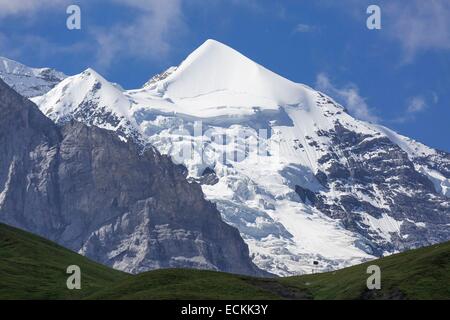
top-left (32, 68), bottom-right (140, 142)
top-left (30, 39), bottom-right (450, 276)
top-left (129, 39), bottom-right (315, 119)
top-left (33, 68), bottom-right (128, 120)
top-left (158, 39), bottom-right (305, 103)
top-left (0, 56), bottom-right (66, 97)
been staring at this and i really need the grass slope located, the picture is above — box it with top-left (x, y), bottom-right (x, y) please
top-left (282, 240), bottom-right (450, 300)
top-left (1, 223), bottom-right (449, 300)
top-left (0, 223), bottom-right (129, 299)
top-left (87, 269), bottom-right (290, 300)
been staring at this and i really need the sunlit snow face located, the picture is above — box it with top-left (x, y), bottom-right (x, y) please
top-left (162, 120), bottom-right (281, 170)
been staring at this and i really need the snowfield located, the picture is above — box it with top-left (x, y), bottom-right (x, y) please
top-left (0, 56), bottom-right (66, 98)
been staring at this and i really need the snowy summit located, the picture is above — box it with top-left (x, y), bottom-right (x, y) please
top-left (1, 39), bottom-right (448, 276)
top-left (0, 56), bottom-right (66, 97)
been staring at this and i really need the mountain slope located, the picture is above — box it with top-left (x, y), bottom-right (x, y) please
top-left (90, 241), bottom-right (450, 300)
top-left (0, 223), bottom-right (128, 300)
top-left (2, 222), bottom-right (448, 300)
top-left (33, 68), bottom-right (142, 143)
top-left (32, 39), bottom-right (450, 276)
top-left (284, 240), bottom-right (450, 300)
top-left (133, 39), bottom-right (308, 117)
top-left (0, 78), bottom-right (265, 277)
top-left (0, 56), bottom-right (66, 97)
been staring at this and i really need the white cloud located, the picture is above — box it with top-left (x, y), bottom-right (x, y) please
top-left (334, 0), bottom-right (450, 60)
top-left (93, 0), bottom-right (185, 68)
top-left (393, 95), bottom-right (432, 123)
top-left (0, 31), bottom-right (88, 63)
top-left (293, 24), bottom-right (316, 33)
top-left (0, 0), bottom-right (186, 68)
top-left (0, 0), bottom-right (287, 69)
top-left (432, 92), bottom-right (439, 104)
top-left (0, 0), bottom-right (69, 17)
top-left (92, 0), bottom-right (282, 68)
top-left (322, 0), bottom-right (450, 61)
top-left (316, 73), bottom-right (379, 123)
top-left (384, 0), bottom-right (450, 61)
top-left (407, 96), bottom-right (427, 114)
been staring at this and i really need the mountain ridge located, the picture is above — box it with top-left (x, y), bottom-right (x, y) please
top-left (0, 56), bottom-right (66, 98)
top-left (2, 39), bottom-right (450, 276)
top-left (153, 39), bottom-right (309, 104)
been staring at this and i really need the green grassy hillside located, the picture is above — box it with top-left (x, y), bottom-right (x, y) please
top-left (0, 223), bottom-right (129, 299)
top-left (282, 240), bottom-right (450, 300)
top-left (1, 222), bottom-right (449, 300)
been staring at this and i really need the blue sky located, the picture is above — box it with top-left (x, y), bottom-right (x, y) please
top-left (0, 0), bottom-right (449, 151)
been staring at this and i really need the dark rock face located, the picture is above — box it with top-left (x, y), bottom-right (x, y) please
top-left (294, 185), bottom-right (316, 205)
top-left (0, 79), bottom-right (266, 276)
top-left (313, 121), bottom-right (450, 255)
top-left (197, 167), bottom-right (220, 185)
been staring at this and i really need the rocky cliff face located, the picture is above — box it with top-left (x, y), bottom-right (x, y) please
top-left (0, 79), bottom-right (265, 276)
top-left (312, 120), bottom-right (450, 255)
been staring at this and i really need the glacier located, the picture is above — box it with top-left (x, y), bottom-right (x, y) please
top-left (2, 39), bottom-right (448, 276)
